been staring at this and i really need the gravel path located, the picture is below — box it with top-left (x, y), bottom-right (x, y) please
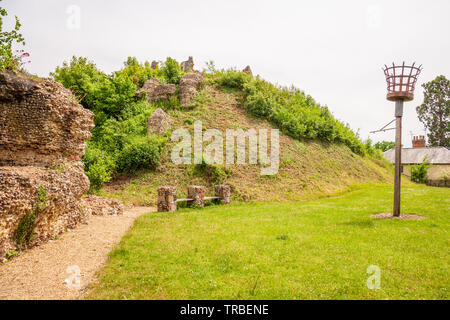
top-left (0, 206), bottom-right (155, 300)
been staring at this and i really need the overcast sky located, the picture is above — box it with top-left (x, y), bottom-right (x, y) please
top-left (3, 0), bottom-right (449, 147)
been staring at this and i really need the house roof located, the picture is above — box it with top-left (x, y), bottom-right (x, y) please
top-left (383, 147), bottom-right (450, 164)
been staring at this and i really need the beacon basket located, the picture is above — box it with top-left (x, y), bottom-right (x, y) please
top-left (382, 62), bottom-right (422, 101)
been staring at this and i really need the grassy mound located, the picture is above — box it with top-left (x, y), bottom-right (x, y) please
top-left (98, 85), bottom-right (392, 206)
top-left (50, 56), bottom-right (393, 205)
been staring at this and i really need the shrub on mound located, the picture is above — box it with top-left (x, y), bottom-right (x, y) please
top-left (206, 67), bottom-right (373, 156)
top-left (83, 143), bottom-right (115, 192)
top-left (116, 135), bottom-right (166, 173)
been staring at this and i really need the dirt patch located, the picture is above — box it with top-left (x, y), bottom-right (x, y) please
top-left (0, 206), bottom-right (154, 300)
top-left (371, 213), bottom-right (425, 220)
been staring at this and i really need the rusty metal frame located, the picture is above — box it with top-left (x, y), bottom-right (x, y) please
top-left (382, 62), bottom-right (422, 101)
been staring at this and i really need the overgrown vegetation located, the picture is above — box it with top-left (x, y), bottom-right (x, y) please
top-left (12, 186), bottom-right (47, 248)
top-left (52, 57), bottom-right (385, 192)
top-left (0, 0), bottom-right (28, 71)
top-left (99, 85), bottom-right (391, 207)
top-left (410, 157), bottom-right (432, 184)
top-left (205, 67), bottom-right (379, 156)
top-left (51, 56), bottom-right (185, 191)
top-left (116, 135), bottom-right (166, 173)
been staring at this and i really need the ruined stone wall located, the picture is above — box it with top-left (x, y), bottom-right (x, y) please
top-left (0, 71), bottom-right (93, 167)
top-left (0, 71), bottom-right (95, 260)
top-left (179, 71), bottom-right (204, 107)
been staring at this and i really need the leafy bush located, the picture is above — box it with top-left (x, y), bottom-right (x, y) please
top-left (410, 157), bottom-right (432, 184)
top-left (363, 138), bottom-right (382, 159)
top-left (52, 56), bottom-right (174, 191)
top-left (94, 72), bottom-right (139, 119)
top-left (160, 57), bottom-right (183, 84)
top-left (83, 111), bottom-right (166, 189)
top-left (93, 108), bottom-right (154, 153)
top-left (51, 56), bottom-right (106, 110)
top-left (118, 56), bottom-right (158, 87)
top-left (0, 1), bottom-right (26, 71)
top-left (239, 76), bottom-right (369, 155)
top-left (51, 56), bottom-right (147, 123)
top-left (218, 70), bottom-right (251, 89)
top-left (116, 135), bottom-right (166, 173)
top-left (82, 143), bottom-right (115, 192)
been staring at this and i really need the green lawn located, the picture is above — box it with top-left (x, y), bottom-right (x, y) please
top-left (86, 184), bottom-right (449, 300)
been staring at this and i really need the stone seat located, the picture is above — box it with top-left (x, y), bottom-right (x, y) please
top-left (157, 185), bottom-right (231, 212)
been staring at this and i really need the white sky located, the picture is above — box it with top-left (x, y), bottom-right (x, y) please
top-left (4, 0), bottom-right (450, 147)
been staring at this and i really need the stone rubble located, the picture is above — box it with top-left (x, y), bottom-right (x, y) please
top-left (242, 65), bottom-right (253, 76)
top-left (81, 195), bottom-right (124, 216)
top-left (138, 78), bottom-right (176, 103)
top-left (180, 56), bottom-right (194, 73)
top-left (179, 71), bottom-right (204, 107)
top-left (147, 108), bottom-right (173, 135)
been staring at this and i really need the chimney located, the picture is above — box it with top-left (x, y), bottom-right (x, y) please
top-left (412, 135), bottom-right (425, 148)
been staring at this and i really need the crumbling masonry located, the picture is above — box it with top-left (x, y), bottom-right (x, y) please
top-left (0, 71), bottom-right (122, 260)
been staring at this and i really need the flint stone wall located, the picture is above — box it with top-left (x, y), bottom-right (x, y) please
top-left (0, 71), bottom-right (122, 260)
top-left (0, 164), bottom-right (90, 257)
top-left (0, 72), bottom-right (94, 167)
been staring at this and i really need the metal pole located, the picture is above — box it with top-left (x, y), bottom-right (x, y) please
top-left (393, 99), bottom-right (403, 217)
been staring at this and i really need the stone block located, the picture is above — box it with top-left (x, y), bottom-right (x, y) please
top-left (187, 185), bottom-right (206, 207)
top-left (158, 186), bottom-right (177, 212)
top-left (214, 185), bottom-right (231, 204)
